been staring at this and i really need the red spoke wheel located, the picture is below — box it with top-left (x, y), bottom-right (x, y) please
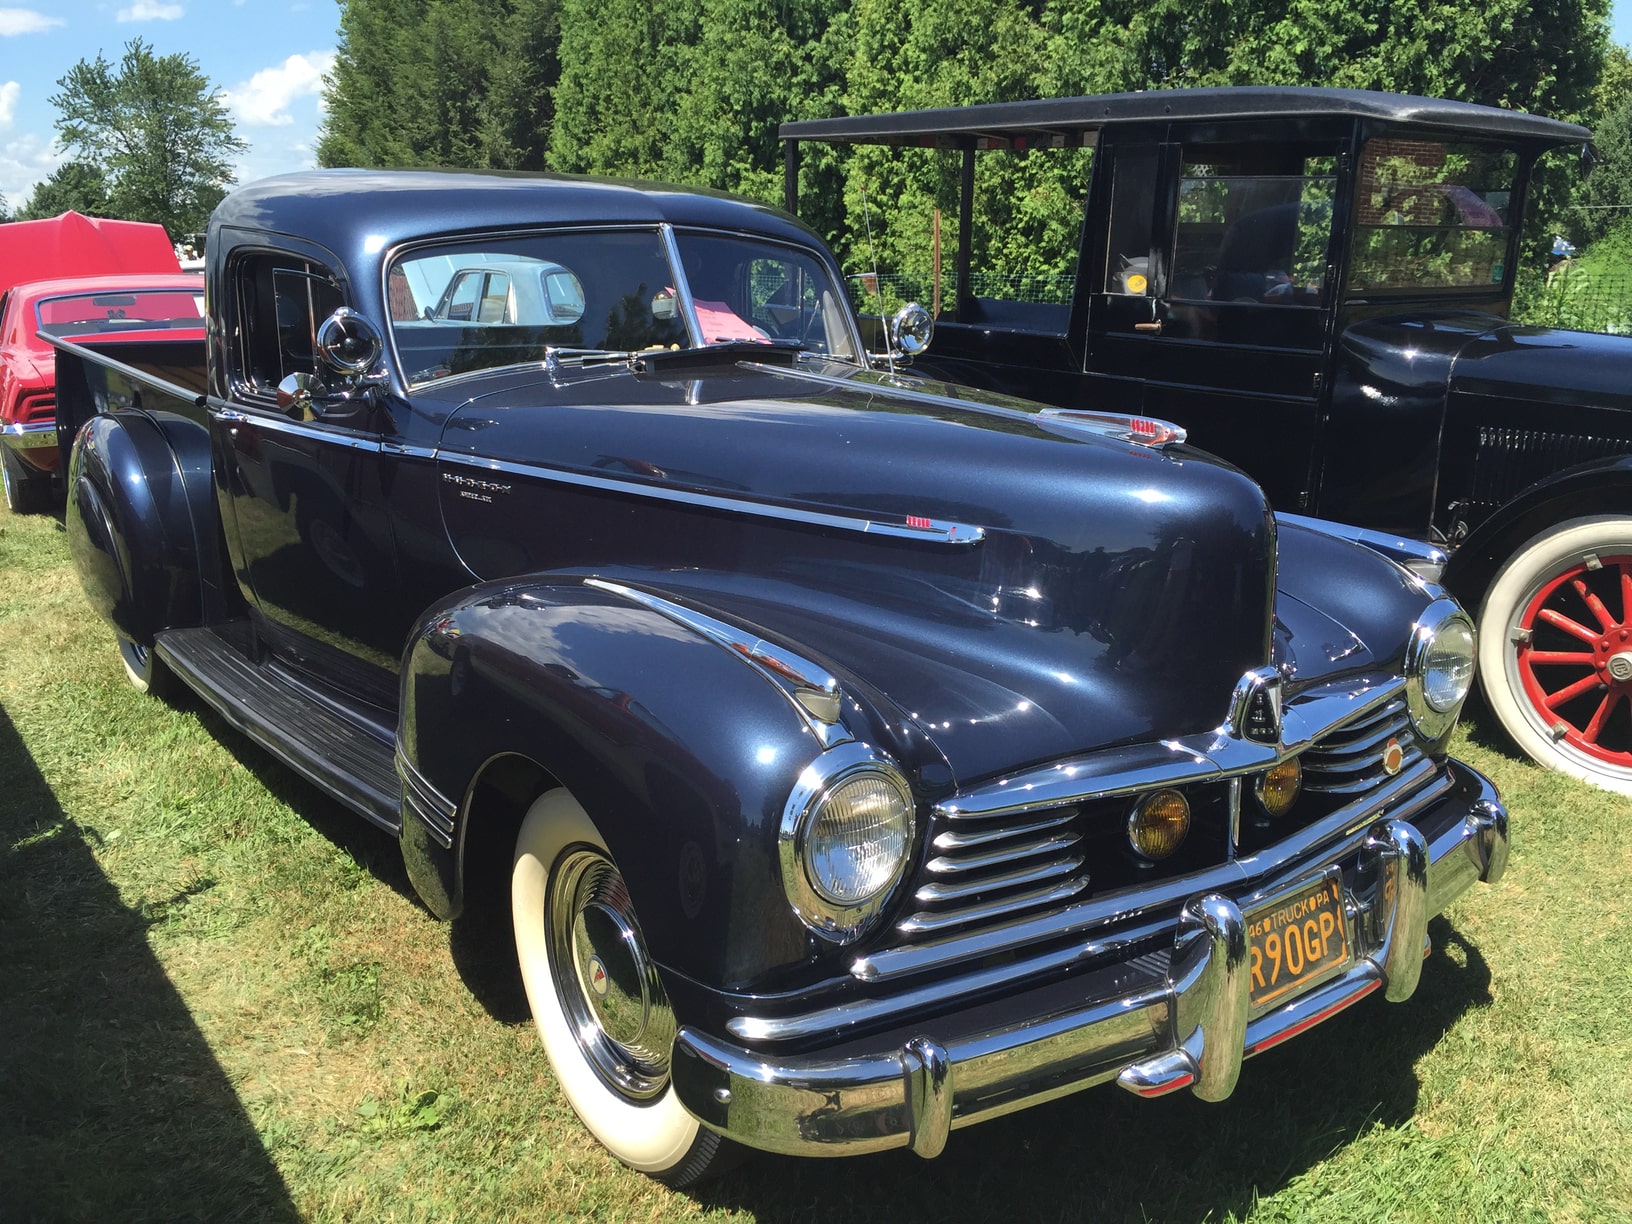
top-left (1479, 516), bottom-right (1632, 795)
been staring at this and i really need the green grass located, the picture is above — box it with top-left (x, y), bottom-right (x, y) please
top-left (2, 504), bottom-right (1631, 1222)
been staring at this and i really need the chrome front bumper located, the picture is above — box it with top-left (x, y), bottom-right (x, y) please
top-left (670, 768), bottom-right (1508, 1159)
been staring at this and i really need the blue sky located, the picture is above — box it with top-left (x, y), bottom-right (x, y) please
top-left (0, 1), bottom-right (336, 207)
top-left (2, 2), bottom-right (1631, 210)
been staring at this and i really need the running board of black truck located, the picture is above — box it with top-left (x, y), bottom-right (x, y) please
top-left (154, 626), bottom-right (401, 834)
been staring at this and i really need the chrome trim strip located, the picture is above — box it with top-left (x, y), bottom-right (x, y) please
top-left (932, 808), bottom-right (1076, 851)
top-left (395, 745), bottom-right (457, 848)
top-left (658, 223), bottom-right (705, 345)
top-left (206, 404), bottom-right (383, 451)
top-left (924, 828), bottom-right (1080, 873)
top-left (896, 877), bottom-right (1090, 936)
top-left (913, 854), bottom-right (1084, 903)
top-left (2, 421), bottom-right (57, 450)
top-left (438, 449), bottom-right (986, 546)
top-left (1276, 512), bottom-right (1449, 576)
top-left (738, 361), bottom-right (1039, 431)
top-left (935, 675), bottom-right (1406, 822)
top-left (585, 577), bottom-right (852, 746)
top-left (856, 757), bottom-right (1450, 986)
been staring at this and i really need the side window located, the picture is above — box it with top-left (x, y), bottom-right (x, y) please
top-left (1349, 139), bottom-right (1515, 293)
top-left (1169, 145), bottom-right (1338, 306)
top-left (235, 252), bottom-right (344, 398)
top-left (1103, 145), bottom-right (1161, 296)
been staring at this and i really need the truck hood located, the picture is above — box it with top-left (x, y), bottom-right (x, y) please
top-left (1446, 320), bottom-right (1632, 410)
top-left (432, 357), bottom-right (1278, 781)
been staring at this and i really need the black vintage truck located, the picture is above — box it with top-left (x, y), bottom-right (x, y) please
top-left (781, 87), bottom-right (1632, 797)
top-left (47, 168), bottom-right (1507, 1183)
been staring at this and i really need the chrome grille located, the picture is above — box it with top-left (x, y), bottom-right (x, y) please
top-left (897, 807), bottom-right (1087, 936)
top-left (1300, 696), bottom-right (1420, 795)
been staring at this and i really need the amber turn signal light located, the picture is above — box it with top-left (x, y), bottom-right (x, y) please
top-left (1255, 757), bottom-right (1303, 818)
top-left (1127, 789), bottom-right (1190, 860)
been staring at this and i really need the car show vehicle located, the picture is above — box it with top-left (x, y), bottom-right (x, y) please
top-left (781, 87), bottom-right (1632, 796)
top-left (0, 211), bottom-right (192, 513)
top-left (49, 168), bottom-right (1508, 1185)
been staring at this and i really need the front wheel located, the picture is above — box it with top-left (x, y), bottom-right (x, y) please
top-left (1478, 516), bottom-right (1632, 795)
top-left (511, 789), bottom-right (738, 1186)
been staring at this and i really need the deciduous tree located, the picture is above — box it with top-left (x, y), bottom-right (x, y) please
top-left (49, 38), bottom-right (244, 236)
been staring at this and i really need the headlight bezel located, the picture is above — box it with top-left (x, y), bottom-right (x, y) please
top-left (1405, 596), bottom-right (1477, 741)
top-left (779, 742), bottom-right (916, 943)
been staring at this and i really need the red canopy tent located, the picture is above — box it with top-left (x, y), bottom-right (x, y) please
top-left (0, 211), bottom-right (181, 289)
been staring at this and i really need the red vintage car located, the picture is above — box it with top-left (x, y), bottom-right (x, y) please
top-left (0, 211), bottom-right (199, 513)
top-left (2, 272), bottom-right (204, 512)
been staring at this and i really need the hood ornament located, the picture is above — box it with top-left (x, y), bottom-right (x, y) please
top-left (1226, 666), bottom-right (1283, 745)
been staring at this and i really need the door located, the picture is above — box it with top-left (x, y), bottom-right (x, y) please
top-left (1085, 132), bottom-right (1345, 511)
top-left (211, 247), bottom-right (403, 711)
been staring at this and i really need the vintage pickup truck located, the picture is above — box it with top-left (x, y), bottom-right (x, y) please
top-left (49, 169), bottom-right (1507, 1184)
top-left (781, 87), bottom-right (1632, 797)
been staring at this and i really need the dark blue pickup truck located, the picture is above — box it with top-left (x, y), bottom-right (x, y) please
top-left (783, 87), bottom-right (1632, 797)
top-left (49, 168), bottom-right (1507, 1183)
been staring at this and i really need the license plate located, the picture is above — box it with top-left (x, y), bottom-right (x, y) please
top-left (1245, 873), bottom-right (1349, 1010)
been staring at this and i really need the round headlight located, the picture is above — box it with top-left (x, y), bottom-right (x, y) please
top-left (1127, 789), bottom-right (1190, 860)
top-left (1255, 756), bottom-right (1302, 818)
top-left (1406, 598), bottom-right (1477, 740)
top-left (780, 744), bottom-right (915, 942)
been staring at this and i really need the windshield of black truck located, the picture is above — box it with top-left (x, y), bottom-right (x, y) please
top-left (389, 229), bottom-right (857, 386)
top-left (1348, 139), bottom-right (1516, 295)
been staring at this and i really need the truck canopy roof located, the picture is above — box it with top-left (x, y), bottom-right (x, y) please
top-left (0, 211), bottom-right (180, 289)
top-left (779, 86), bottom-right (1592, 150)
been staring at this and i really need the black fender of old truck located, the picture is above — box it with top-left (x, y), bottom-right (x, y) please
top-left (1441, 452), bottom-right (1632, 606)
top-left (395, 571), bottom-right (939, 995)
top-left (66, 409), bottom-right (214, 645)
top-left (56, 339), bottom-right (229, 645)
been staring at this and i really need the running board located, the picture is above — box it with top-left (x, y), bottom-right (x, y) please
top-left (154, 626), bottom-right (401, 833)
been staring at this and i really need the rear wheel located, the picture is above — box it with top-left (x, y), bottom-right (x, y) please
top-left (2, 446), bottom-right (50, 515)
top-left (511, 788), bottom-right (738, 1186)
top-left (1478, 516), bottom-right (1632, 796)
top-left (117, 634), bottom-right (173, 699)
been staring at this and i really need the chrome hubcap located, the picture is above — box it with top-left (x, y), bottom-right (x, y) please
top-left (548, 848), bottom-right (675, 1101)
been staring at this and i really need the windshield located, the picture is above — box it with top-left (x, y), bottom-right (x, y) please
top-left (389, 228), bottom-right (859, 387)
top-left (35, 287), bottom-right (204, 338)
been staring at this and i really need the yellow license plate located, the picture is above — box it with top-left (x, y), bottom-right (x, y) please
top-left (1245, 873), bottom-right (1349, 1010)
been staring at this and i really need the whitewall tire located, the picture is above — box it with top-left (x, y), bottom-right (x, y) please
top-left (511, 788), bottom-right (736, 1185)
top-left (1477, 515), bottom-right (1632, 796)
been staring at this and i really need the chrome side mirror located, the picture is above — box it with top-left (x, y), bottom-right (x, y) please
top-left (276, 372), bottom-right (328, 420)
top-left (888, 302), bottom-right (933, 358)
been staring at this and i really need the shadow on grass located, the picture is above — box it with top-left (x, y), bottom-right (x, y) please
top-left (694, 915), bottom-right (1492, 1223)
top-left (168, 689), bottom-right (533, 1026)
top-left (0, 702), bottom-right (299, 1224)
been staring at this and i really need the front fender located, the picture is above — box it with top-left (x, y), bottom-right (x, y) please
top-left (399, 576), bottom-right (898, 992)
top-left (1442, 453), bottom-right (1632, 605)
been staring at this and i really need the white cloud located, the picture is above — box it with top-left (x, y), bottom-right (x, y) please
top-left (117, 2), bottom-right (184, 21)
top-left (222, 50), bottom-right (335, 128)
top-left (0, 131), bottom-right (66, 208)
top-left (0, 82), bottom-right (17, 131)
top-left (0, 8), bottom-right (64, 35)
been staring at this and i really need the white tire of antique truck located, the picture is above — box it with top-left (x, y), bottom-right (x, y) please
top-left (1479, 514), bottom-right (1632, 796)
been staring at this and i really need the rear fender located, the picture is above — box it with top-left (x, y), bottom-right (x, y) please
top-left (66, 411), bottom-right (214, 643)
top-left (398, 576), bottom-right (910, 991)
